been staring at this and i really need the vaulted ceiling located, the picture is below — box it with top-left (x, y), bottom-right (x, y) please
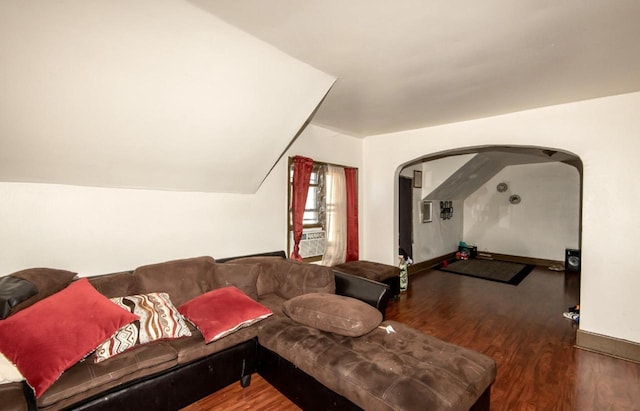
top-left (2, 1), bottom-right (639, 193)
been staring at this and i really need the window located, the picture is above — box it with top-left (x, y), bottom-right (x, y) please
top-left (287, 157), bottom-right (358, 263)
top-left (288, 160), bottom-right (326, 262)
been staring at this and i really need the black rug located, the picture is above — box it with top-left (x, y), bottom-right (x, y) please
top-left (438, 259), bottom-right (534, 285)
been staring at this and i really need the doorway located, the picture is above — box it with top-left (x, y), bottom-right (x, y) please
top-left (398, 176), bottom-right (413, 260)
top-left (397, 145), bottom-right (582, 265)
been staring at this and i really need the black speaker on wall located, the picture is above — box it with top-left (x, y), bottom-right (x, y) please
top-left (565, 249), bottom-right (581, 273)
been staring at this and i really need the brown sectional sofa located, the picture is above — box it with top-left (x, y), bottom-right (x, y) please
top-left (0, 252), bottom-right (496, 411)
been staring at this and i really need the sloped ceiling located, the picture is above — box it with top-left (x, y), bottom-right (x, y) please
top-left (424, 148), bottom-right (580, 201)
top-left (0, 0), bottom-right (335, 193)
top-left (197, 0), bottom-right (640, 137)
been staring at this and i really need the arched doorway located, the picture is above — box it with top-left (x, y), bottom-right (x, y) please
top-left (398, 145), bottom-right (582, 267)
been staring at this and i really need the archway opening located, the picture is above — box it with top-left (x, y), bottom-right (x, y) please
top-left (397, 145), bottom-right (582, 270)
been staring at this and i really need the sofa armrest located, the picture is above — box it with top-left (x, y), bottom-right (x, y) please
top-left (333, 271), bottom-right (390, 319)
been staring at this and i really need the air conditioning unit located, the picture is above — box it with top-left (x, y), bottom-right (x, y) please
top-left (297, 230), bottom-right (326, 258)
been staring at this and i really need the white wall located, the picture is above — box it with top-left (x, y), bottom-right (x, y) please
top-left (0, 124), bottom-right (361, 277)
top-left (464, 162), bottom-right (580, 260)
top-left (407, 155), bottom-right (474, 262)
top-left (0, 182), bottom-right (283, 276)
top-left (362, 91), bottom-right (640, 344)
top-left (411, 198), bottom-right (464, 262)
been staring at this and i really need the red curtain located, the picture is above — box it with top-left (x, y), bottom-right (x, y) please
top-left (290, 156), bottom-right (314, 261)
top-left (344, 167), bottom-right (359, 262)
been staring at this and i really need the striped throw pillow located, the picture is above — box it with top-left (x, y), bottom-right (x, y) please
top-left (94, 292), bottom-right (191, 362)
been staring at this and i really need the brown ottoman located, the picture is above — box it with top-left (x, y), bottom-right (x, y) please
top-left (333, 260), bottom-right (400, 298)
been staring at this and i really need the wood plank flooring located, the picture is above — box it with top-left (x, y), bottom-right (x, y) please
top-left (183, 266), bottom-right (640, 411)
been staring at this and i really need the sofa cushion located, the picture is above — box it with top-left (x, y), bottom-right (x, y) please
top-left (224, 256), bottom-right (283, 296)
top-left (94, 292), bottom-right (191, 363)
top-left (37, 342), bottom-right (178, 410)
top-left (5, 267), bottom-right (77, 316)
top-left (179, 286), bottom-right (272, 343)
top-left (0, 278), bottom-right (139, 397)
top-left (212, 263), bottom-right (259, 300)
top-left (0, 275), bottom-right (37, 319)
top-left (0, 382), bottom-right (28, 411)
top-left (283, 293), bottom-right (382, 337)
top-left (226, 257), bottom-right (335, 299)
top-left (274, 260), bottom-right (335, 299)
top-left (167, 323), bottom-right (258, 365)
top-left (257, 292), bottom-right (287, 317)
top-left (134, 256), bottom-right (215, 306)
top-left (88, 271), bottom-right (137, 298)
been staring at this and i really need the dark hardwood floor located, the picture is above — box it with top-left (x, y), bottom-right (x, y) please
top-left (183, 266), bottom-right (640, 411)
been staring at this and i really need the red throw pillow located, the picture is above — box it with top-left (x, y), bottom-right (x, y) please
top-left (179, 286), bottom-right (272, 343)
top-left (0, 278), bottom-right (138, 397)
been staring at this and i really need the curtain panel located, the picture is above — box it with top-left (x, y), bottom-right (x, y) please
top-left (321, 165), bottom-right (347, 266)
top-left (290, 156), bottom-right (314, 261)
top-left (345, 167), bottom-right (359, 262)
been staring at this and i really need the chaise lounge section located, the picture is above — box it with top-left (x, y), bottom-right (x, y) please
top-left (260, 317), bottom-right (495, 411)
